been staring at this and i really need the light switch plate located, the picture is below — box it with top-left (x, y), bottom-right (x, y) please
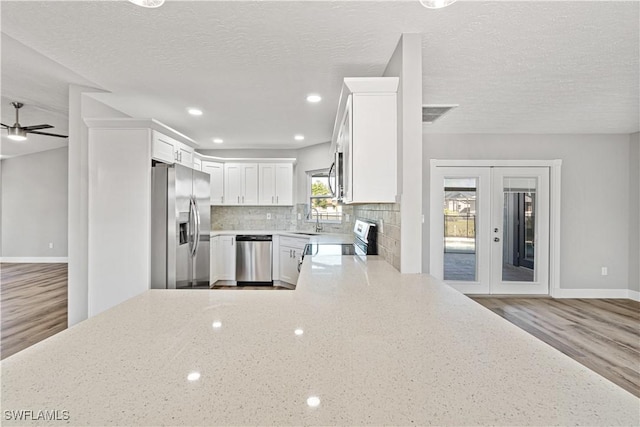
top-left (266, 213), bottom-right (272, 220)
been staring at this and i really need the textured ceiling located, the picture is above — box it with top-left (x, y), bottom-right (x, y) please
top-left (0, 0), bottom-right (638, 156)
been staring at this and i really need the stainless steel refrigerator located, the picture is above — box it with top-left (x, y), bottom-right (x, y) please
top-left (151, 163), bottom-right (210, 289)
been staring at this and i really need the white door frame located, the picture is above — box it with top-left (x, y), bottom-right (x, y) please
top-left (430, 159), bottom-right (562, 297)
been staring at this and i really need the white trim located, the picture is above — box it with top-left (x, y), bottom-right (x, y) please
top-left (628, 290), bottom-right (640, 302)
top-left (554, 288), bottom-right (634, 300)
top-left (431, 159), bottom-right (562, 168)
top-left (0, 257), bottom-right (69, 263)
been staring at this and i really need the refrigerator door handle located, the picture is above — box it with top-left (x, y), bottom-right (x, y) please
top-left (189, 197), bottom-right (197, 258)
top-left (193, 197), bottom-right (201, 256)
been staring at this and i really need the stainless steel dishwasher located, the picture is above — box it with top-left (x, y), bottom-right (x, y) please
top-left (235, 235), bottom-right (273, 285)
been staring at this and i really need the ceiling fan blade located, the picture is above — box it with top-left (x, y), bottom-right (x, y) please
top-left (0, 123), bottom-right (9, 129)
top-left (22, 124), bottom-right (53, 131)
top-left (27, 130), bottom-right (68, 138)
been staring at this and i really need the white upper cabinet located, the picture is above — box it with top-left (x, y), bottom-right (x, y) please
top-left (224, 163), bottom-right (258, 205)
top-left (151, 131), bottom-right (176, 164)
top-left (331, 77), bottom-right (398, 204)
top-left (193, 156), bottom-right (202, 171)
top-left (259, 163), bottom-right (293, 205)
top-left (202, 161), bottom-right (224, 205)
top-left (151, 130), bottom-right (194, 168)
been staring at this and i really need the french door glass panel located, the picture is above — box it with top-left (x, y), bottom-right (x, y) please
top-left (443, 178), bottom-right (478, 281)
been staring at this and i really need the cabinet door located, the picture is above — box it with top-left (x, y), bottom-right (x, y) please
top-left (193, 157), bottom-right (202, 171)
top-left (241, 163), bottom-right (259, 205)
top-left (351, 93), bottom-right (397, 203)
top-left (176, 142), bottom-right (193, 168)
top-left (218, 235), bottom-right (236, 281)
top-left (203, 161), bottom-right (225, 205)
top-left (259, 163), bottom-right (276, 205)
top-left (152, 132), bottom-right (175, 164)
top-left (224, 164), bottom-right (242, 205)
top-left (279, 246), bottom-right (298, 285)
top-left (275, 163), bottom-right (293, 205)
top-left (210, 236), bottom-right (219, 285)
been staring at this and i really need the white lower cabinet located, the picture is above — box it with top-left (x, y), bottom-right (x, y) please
top-left (210, 236), bottom-right (219, 285)
top-left (218, 235), bottom-right (236, 281)
top-left (278, 236), bottom-right (308, 286)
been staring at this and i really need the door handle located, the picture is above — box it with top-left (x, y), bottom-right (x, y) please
top-left (494, 237), bottom-right (500, 242)
top-left (193, 198), bottom-right (201, 256)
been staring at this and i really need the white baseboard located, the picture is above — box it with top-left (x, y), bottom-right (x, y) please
top-left (0, 257), bottom-right (68, 263)
top-left (554, 288), bottom-right (636, 300)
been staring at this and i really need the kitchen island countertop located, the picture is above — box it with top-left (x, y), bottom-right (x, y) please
top-left (1, 255), bottom-right (638, 426)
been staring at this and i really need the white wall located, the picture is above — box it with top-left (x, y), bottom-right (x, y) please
top-left (384, 34), bottom-right (423, 274)
top-left (629, 132), bottom-right (640, 293)
top-left (423, 133), bottom-right (632, 291)
top-left (1, 147), bottom-right (68, 259)
top-left (68, 89), bottom-right (130, 326)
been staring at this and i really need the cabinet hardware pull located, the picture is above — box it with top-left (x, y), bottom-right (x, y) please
top-left (237, 196), bottom-right (239, 203)
top-left (276, 195), bottom-right (279, 204)
top-left (289, 249), bottom-right (292, 257)
top-left (272, 196), bottom-right (274, 203)
top-left (242, 196), bottom-right (244, 203)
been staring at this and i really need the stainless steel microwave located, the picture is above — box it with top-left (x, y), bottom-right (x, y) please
top-left (328, 151), bottom-right (344, 202)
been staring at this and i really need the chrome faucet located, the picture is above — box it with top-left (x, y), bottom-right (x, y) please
top-left (309, 207), bottom-right (323, 233)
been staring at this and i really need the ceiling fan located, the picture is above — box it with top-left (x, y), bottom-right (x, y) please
top-left (1, 102), bottom-right (68, 141)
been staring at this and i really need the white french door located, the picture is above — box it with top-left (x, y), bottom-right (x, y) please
top-left (430, 166), bottom-right (550, 295)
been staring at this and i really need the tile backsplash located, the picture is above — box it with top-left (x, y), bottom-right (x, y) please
top-left (211, 203), bottom-right (401, 271)
top-left (211, 204), bottom-right (355, 234)
top-left (353, 203), bottom-right (401, 270)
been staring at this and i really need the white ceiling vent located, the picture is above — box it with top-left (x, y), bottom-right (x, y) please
top-left (422, 105), bottom-right (458, 124)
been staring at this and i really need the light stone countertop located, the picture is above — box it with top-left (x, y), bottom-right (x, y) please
top-left (211, 230), bottom-right (354, 244)
top-left (1, 255), bottom-right (639, 426)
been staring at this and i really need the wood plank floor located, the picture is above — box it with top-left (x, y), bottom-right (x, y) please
top-left (1, 263), bottom-right (68, 360)
top-left (473, 297), bottom-right (640, 397)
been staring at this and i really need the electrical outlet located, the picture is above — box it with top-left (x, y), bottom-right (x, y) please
top-left (601, 267), bottom-right (608, 276)
top-left (297, 213), bottom-right (301, 220)
top-left (266, 213), bottom-right (272, 220)
top-left (48, 242), bottom-right (54, 249)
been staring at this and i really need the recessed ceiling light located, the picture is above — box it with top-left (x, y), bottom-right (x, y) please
top-left (306, 94), bottom-right (322, 103)
top-left (212, 321), bottom-right (222, 328)
top-left (294, 135), bottom-right (305, 141)
top-left (188, 108), bottom-right (203, 116)
top-left (213, 138), bottom-right (224, 144)
top-left (294, 328), bottom-right (304, 336)
top-left (128, 0), bottom-right (165, 8)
